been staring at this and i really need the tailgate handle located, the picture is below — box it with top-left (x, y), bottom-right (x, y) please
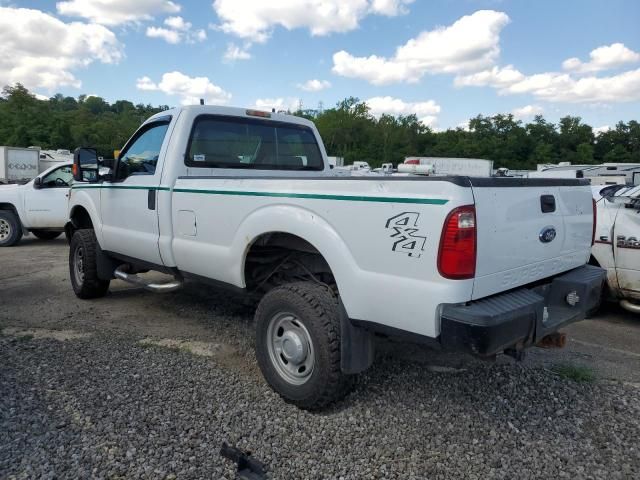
top-left (540, 195), bottom-right (556, 213)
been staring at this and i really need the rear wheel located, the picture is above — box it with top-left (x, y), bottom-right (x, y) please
top-left (31, 230), bottom-right (62, 241)
top-left (69, 229), bottom-right (110, 299)
top-left (255, 282), bottom-right (353, 410)
top-left (0, 211), bottom-right (22, 247)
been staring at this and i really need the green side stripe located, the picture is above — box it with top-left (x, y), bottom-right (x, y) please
top-left (71, 185), bottom-right (170, 191)
top-left (71, 184), bottom-right (448, 205)
top-left (173, 188), bottom-right (448, 205)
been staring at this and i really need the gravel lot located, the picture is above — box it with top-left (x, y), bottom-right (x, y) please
top-left (2, 236), bottom-right (640, 479)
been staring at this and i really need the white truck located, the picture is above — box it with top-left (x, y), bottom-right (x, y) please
top-left (0, 146), bottom-right (40, 184)
top-left (66, 106), bottom-right (605, 409)
top-left (592, 184), bottom-right (640, 313)
top-left (0, 162), bottom-right (73, 246)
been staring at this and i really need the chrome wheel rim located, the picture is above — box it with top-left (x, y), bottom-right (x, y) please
top-left (0, 219), bottom-right (10, 241)
top-left (267, 312), bottom-right (315, 385)
top-left (73, 245), bottom-right (85, 285)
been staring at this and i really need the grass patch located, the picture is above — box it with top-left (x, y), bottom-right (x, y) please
top-left (552, 363), bottom-right (596, 383)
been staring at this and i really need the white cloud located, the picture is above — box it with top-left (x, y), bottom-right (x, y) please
top-left (507, 69), bottom-right (640, 103)
top-left (146, 26), bottom-right (181, 44)
top-left (332, 10), bottom-right (510, 85)
top-left (0, 7), bottom-right (122, 91)
top-left (453, 65), bottom-right (524, 88)
top-left (251, 97), bottom-right (301, 112)
top-left (511, 104), bottom-right (543, 119)
top-left (456, 64), bottom-right (640, 104)
top-left (212, 0), bottom-right (413, 43)
top-left (136, 71), bottom-right (231, 105)
top-left (562, 43), bottom-right (640, 74)
top-left (297, 79), bottom-right (331, 92)
top-left (365, 96), bottom-right (440, 127)
top-left (136, 76), bottom-right (157, 91)
top-left (164, 15), bottom-right (189, 30)
top-left (223, 43), bottom-right (251, 61)
top-left (594, 125), bottom-right (611, 135)
top-left (146, 16), bottom-right (206, 44)
top-left (56, 0), bottom-right (181, 25)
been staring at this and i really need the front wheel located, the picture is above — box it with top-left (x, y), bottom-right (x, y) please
top-left (31, 230), bottom-right (62, 241)
top-left (69, 229), bottom-right (110, 299)
top-left (0, 211), bottom-right (22, 247)
top-left (255, 282), bottom-right (353, 410)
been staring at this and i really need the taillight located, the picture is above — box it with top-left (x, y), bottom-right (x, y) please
top-left (592, 197), bottom-right (597, 246)
top-left (438, 205), bottom-right (477, 280)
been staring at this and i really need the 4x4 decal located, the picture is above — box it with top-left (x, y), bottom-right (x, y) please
top-left (385, 212), bottom-right (426, 258)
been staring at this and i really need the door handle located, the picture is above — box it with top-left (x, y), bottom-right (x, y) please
top-left (148, 189), bottom-right (156, 210)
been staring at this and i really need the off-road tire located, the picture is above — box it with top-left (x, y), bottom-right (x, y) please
top-left (31, 230), bottom-right (62, 241)
top-left (0, 210), bottom-right (22, 247)
top-left (255, 282), bottom-right (354, 410)
top-left (69, 229), bottom-right (110, 299)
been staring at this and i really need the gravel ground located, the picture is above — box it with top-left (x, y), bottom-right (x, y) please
top-left (2, 331), bottom-right (640, 479)
top-left (1, 237), bottom-right (640, 479)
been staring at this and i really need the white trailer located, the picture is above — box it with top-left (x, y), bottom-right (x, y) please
top-left (404, 157), bottom-right (493, 177)
top-left (0, 146), bottom-right (40, 183)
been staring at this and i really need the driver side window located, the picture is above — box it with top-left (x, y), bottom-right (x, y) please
top-left (115, 121), bottom-right (170, 181)
top-left (41, 165), bottom-right (73, 188)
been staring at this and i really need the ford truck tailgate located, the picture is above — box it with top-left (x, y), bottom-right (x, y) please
top-left (471, 178), bottom-right (593, 300)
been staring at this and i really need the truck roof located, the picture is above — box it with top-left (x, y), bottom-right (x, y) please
top-left (144, 105), bottom-right (315, 129)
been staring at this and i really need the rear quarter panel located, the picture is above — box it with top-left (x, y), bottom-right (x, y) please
top-left (169, 177), bottom-right (475, 337)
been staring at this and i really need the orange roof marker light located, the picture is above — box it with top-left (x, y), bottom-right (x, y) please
top-left (246, 109), bottom-right (271, 118)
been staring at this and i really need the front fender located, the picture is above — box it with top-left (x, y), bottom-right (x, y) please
top-left (68, 188), bottom-right (103, 246)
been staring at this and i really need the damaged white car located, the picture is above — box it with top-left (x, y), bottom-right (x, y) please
top-left (592, 184), bottom-right (640, 313)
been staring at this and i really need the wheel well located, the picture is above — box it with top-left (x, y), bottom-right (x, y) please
top-left (69, 206), bottom-right (93, 229)
top-left (244, 232), bottom-right (336, 293)
top-left (0, 202), bottom-right (18, 216)
top-left (66, 206), bottom-right (94, 241)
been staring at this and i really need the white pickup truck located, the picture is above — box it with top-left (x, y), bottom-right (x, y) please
top-left (0, 162), bottom-right (73, 246)
top-left (592, 184), bottom-right (640, 313)
top-left (66, 106), bottom-right (605, 409)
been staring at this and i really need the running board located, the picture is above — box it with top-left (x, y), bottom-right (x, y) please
top-left (114, 265), bottom-right (183, 293)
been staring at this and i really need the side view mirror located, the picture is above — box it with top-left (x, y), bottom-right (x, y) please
top-left (33, 177), bottom-right (42, 189)
top-left (73, 147), bottom-right (100, 182)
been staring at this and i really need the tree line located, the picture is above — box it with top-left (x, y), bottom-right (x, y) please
top-left (1, 85), bottom-right (638, 170)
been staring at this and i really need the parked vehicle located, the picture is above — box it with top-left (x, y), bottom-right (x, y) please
top-left (0, 162), bottom-right (73, 246)
top-left (0, 146), bottom-right (40, 184)
top-left (591, 184), bottom-right (640, 313)
top-left (66, 106), bottom-right (605, 409)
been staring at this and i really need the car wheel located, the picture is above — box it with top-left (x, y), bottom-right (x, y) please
top-left (31, 230), bottom-right (62, 241)
top-left (0, 211), bottom-right (23, 247)
top-left (255, 281), bottom-right (353, 410)
top-left (69, 229), bottom-right (110, 299)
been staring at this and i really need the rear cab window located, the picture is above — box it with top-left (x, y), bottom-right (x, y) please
top-left (185, 115), bottom-right (324, 171)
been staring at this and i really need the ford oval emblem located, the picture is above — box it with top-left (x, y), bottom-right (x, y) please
top-left (539, 226), bottom-right (557, 243)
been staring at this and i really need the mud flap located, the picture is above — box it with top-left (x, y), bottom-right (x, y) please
top-left (338, 298), bottom-right (375, 374)
top-left (96, 241), bottom-right (119, 281)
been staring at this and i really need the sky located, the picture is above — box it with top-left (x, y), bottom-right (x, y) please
top-left (1, 0), bottom-right (639, 131)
